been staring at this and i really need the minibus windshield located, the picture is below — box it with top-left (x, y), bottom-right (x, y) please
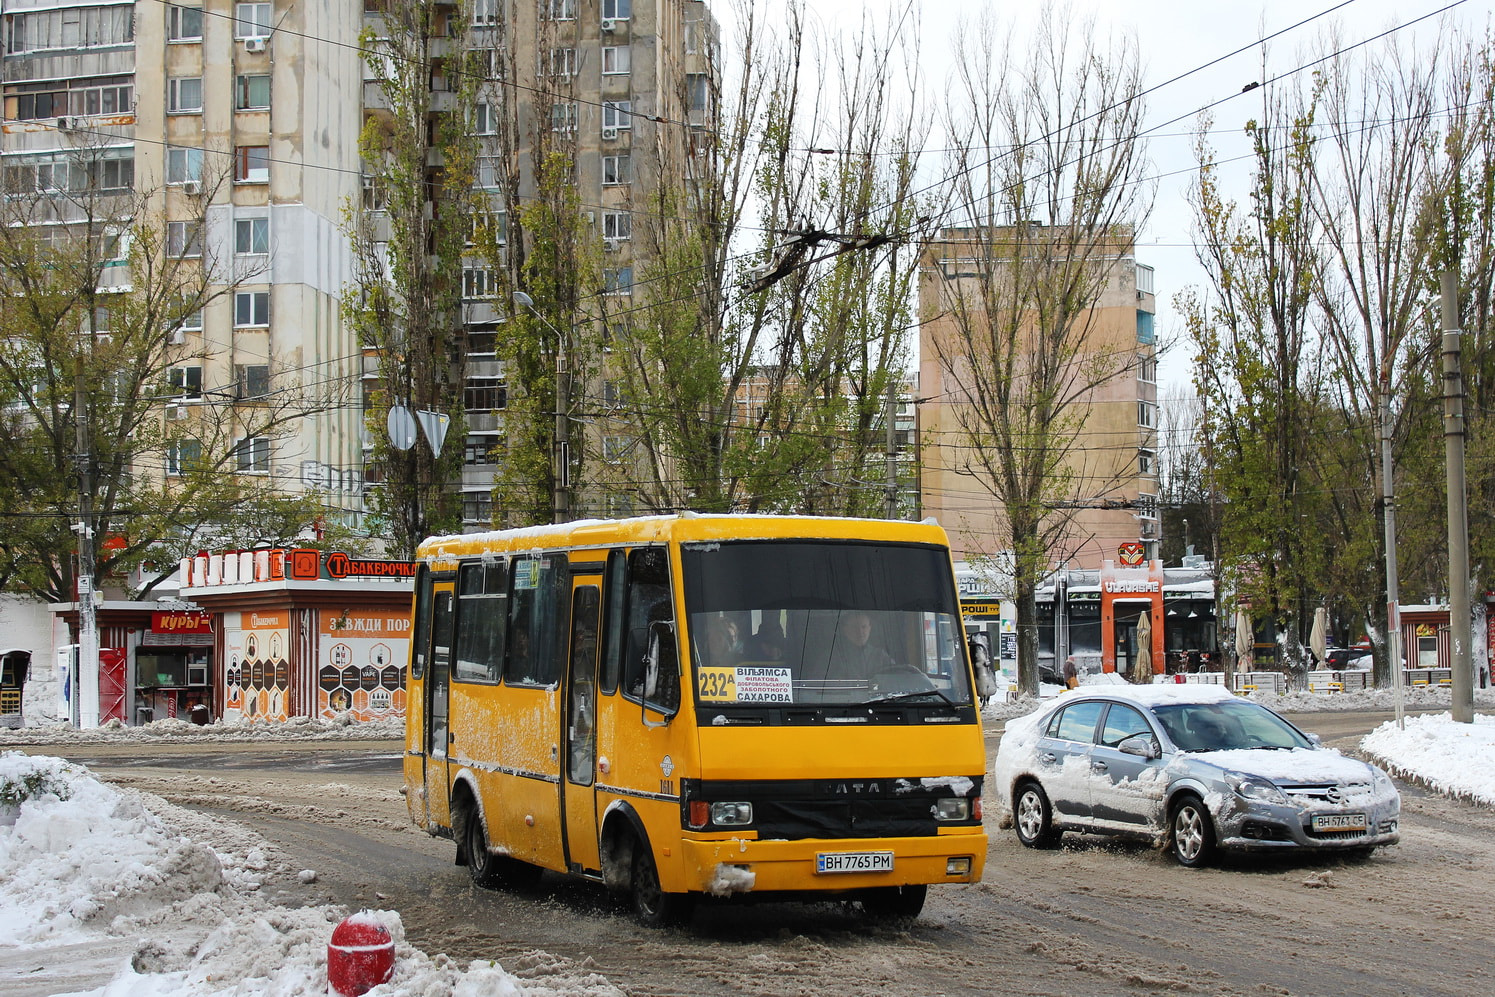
top-left (680, 541), bottom-right (973, 708)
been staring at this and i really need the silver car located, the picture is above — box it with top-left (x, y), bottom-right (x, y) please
top-left (992, 685), bottom-right (1400, 866)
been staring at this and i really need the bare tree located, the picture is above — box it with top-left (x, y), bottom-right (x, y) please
top-left (927, 5), bottom-right (1152, 694)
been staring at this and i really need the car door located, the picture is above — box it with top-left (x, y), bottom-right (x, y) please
top-left (1088, 702), bottom-right (1167, 834)
top-left (1032, 699), bottom-right (1106, 827)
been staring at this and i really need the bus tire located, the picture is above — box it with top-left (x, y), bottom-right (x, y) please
top-left (861, 883), bottom-right (927, 922)
top-left (630, 841), bottom-right (694, 928)
top-left (462, 804), bottom-right (503, 888)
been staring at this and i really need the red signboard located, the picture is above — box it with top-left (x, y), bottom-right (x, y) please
top-left (151, 611), bottom-right (212, 635)
top-left (325, 552), bottom-right (418, 580)
top-left (1117, 542), bottom-right (1145, 566)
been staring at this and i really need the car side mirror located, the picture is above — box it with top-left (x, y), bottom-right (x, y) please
top-left (1307, 732), bottom-right (1322, 746)
top-left (1118, 733), bottom-right (1161, 759)
top-left (642, 620), bottom-right (679, 726)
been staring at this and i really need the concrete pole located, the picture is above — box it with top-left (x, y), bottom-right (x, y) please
top-left (1380, 383), bottom-right (1405, 728)
top-left (74, 347), bottom-right (99, 728)
top-left (1441, 273), bottom-right (1473, 724)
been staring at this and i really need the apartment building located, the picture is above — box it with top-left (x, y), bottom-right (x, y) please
top-left (918, 224), bottom-right (1159, 569)
top-left (1, 1), bottom-right (369, 525)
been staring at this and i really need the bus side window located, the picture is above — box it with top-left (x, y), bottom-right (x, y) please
top-left (599, 549), bottom-right (626, 695)
top-left (506, 554), bottom-right (570, 686)
top-left (454, 560), bottom-right (507, 683)
top-left (410, 565), bottom-right (433, 679)
top-left (623, 547), bottom-right (671, 700)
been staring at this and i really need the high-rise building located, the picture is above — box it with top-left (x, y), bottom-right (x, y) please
top-left (917, 225), bottom-right (1159, 570)
top-left (1, 0), bottom-right (719, 542)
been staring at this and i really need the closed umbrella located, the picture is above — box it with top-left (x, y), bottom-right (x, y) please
top-left (1234, 610), bottom-right (1253, 674)
top-left (1309, 607), bottom-right (1328, 669)
top-left (1132, 610), bottom-right (1153, 684)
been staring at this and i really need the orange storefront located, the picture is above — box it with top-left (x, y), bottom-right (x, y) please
top-left (180, 550), bottom-right (414, 723)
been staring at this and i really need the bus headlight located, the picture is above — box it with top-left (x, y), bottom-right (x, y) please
top-left (710, 802), bottom-right (754, 826)
top-left (933, 798), bottom-right (970, 821)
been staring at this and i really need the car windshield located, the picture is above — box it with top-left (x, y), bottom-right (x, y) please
top-left (680, 540), bottom-right (972, 708)
top-left (1151, 700), bottom-right (1314, 752)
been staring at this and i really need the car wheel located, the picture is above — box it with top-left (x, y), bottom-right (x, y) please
top-left (1014, 781), bottom-right (1062, 848)
top-left (1169, 795), bottom-right (1216, 868)
top-left (861, 884), bottom-right (927, 922)
top-left (631, 840), bottom-right (695, 928)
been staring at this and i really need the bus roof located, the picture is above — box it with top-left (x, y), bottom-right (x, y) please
top-left (416, 514), bottom-right (952, 563)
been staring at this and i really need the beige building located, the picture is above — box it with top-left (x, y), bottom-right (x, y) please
top-left (917, 225), bottom-right (1159, 570)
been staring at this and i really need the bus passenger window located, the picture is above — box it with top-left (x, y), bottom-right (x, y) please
top-left (506, 554), bottom-right (570, 686)
top-left (599, 549), bottom-right (626, 695)
top-left (623, 547), bottom-right (671, 700)
top-left (454, 560), bottom-right (506, 682)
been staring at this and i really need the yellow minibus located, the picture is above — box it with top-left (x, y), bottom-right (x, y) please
top-left (403, 515), bottom-right (987, 924)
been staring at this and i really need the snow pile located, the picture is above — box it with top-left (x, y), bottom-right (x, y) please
top-left (1360, 711), bottom-right (1495, 805)
top-left (0, 751), bottom-right (624, 996)
top-left (983, 682), bottom-right (1495, 720)
top-left (1, 713), bottom-right (403, 746)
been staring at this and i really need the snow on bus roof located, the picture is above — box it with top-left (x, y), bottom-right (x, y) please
top-left (421, 513), bottom-right (945, 553)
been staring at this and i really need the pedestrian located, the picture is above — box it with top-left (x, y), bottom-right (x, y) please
top-left (1063, 655), bottom-right (1078, 690)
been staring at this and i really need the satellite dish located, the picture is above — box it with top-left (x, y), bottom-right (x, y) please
top-left (386, 405), bottom-right (417, 451)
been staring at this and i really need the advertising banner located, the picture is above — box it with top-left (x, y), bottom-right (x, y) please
top-left (223, 610), bottom-right (290, 722)
top-left (317, 610), bottom-right (408, 721)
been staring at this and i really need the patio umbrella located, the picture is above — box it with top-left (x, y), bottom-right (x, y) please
top-left (1132, 610), bottom-right (1153, 684)
top-left (1235, 610), bottom-right (1253, 674)
top-left (1309, 607), bottom-right (1329, 669)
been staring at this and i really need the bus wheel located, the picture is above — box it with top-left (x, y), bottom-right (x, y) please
top-left (463, 806), bottom-right (502, 888)
top-left (861, 884), bottom-right (927, 922)
top-left (630, 843), bottom-right (694, 928)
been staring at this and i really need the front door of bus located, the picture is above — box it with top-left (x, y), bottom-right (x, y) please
top-left (424, 582), bottom-right (455, 830)
top-left (564, 582), bottom-right (602, 875)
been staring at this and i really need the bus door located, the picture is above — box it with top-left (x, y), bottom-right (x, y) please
top-left (424, 578), bottom-right (456, 830)
top-left (563, 580), bottom-right (602, 875)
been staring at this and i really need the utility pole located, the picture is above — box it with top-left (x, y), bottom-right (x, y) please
top-left (74, 333), bottom-right (99, 728)
top-left (1441, 273), bottom-right (1473, 724)
top-left (1380, 368), bottom-right (1406, 727)
top-left (884, 376), bottom-right (898, 519)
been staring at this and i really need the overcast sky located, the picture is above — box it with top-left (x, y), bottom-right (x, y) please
top-left (752, 0), bottom-right (1494, 396)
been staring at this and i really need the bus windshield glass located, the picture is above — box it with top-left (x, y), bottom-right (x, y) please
top-left (680, 540), bottom-right (972, 708)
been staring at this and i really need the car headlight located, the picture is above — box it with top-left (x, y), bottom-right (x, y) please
top-left (1226, 770), bottom-right (1289, 805)
top-left (1372, 768), bottom-right (1396, 793)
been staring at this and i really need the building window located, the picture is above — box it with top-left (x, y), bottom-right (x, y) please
top-left (602, 435), bottom-right (634, 462)
top-left (1136, 310), bottom-right (1155, 345)
top-left (462, 494), bottom-right (493, 524)
top-left (1137, 354), bottom-right (1156, 383)
top-left (1137, 493), bottom-right (1158, 520)
top-left (602, 211), bottom-right (631, 241)
top-left (167, 5), bottom-right (204, 42)
top-left (465, 378), bottom-right (507, 411)
top-left (166, 221), bottom-right (203, 258)
top-left (602, 101), bottom-right (632, 130)
top-left (550, 103), bottom-right (577, 134)
top-left (541, 0), bottom-right (577, 21)
top-left (542, 48), bottom-right (577, 78)
top-left (603, 267), bottom-right (633, 296)
top-left (464, 437), bottom-right (497, 465)
top-left (236, 364), bottom-right (270, 399)
top-left (234, 435), bottom-right (270, 473)
top-left (1136, 262), bottom-right (1155, 296)
top-left (234, 291), bottom-right (270, 327)
top-left (168, 77), bottom-right (203, 113)
top-left (169, 365), bottom-right (203, 399)
top-left (172, 304), bottom-right (204, 334)
top-left (167, 440), bottom-right (202, 477)
top-left (1138, 450), bottom-right (1154, 476)
top-left (602, 154), bottom-right (630, 186)
top-left (236, 145), bottom-right (269, 182)
top-left (686, 73), bottom-right (709, 113)
top-left (7, 6), bottom-right (136, 54)
top-left (471, 0), bottom-right (501, 25)
top-left (463, 267), bottom-right (496, 300)
top-left (235, 2), bottom-right (272, 39)
top-left (469, 211), bottom-right (507, 246)
top-left (235, 217), bottom-right (269, 255)
top-left (601, 46), bottom-right (631, 75)
top-left (166, 147), bottom-right (202, 184)
top-left (473, 102), bottom-right (497, 135)
top-left (475, 155), bottom-right (502, 188)
top-left (236, 75), bottom-right (271, 110)
top-left (602, 0), bottom-right (632, 18)
top-left (1137, 400), bottom-right (1154, 428)
top-left (474, 47), bottom-right (506, 80)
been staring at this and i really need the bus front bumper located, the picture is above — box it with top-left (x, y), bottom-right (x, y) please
top-left (679, 830), bottom-right (987, 896)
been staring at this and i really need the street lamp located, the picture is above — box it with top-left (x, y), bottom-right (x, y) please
top-left (513, 292), bottom-right (569, 523)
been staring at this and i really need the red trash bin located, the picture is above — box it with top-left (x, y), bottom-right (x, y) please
top-left (327, 913), bottom-right (394, 996)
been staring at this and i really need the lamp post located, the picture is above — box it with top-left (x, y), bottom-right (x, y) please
top-left (513, 292), bottom-right (569, 523)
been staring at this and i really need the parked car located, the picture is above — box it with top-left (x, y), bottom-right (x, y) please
top-left (1324, 645), bottom-right (1373, 670)
top-left (991, 685), bottom-right (1400, 866)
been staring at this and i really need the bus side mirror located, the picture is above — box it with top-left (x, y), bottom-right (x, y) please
top-left (643, 620), bottom-right (679, 725)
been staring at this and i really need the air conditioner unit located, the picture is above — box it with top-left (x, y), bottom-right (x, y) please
top-left (600, 18), bottom-right (618, 32)
top-left (181, 180), bottom-right (201, 195)
top-left (244, 36), bottom-right (268, 53)
top-left (55, 116), bottom-right (73, 131)
top-left (601, 126), bottom-right (619, 140)
top-left (603, 238), bottom-right (620, 252)
top-left (167, 404), bottom-right (189, 421)
top-left (168, 328), bottom-right (186, 345)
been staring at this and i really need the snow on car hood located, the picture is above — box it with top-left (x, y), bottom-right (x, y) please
top-left (1186, 746), bottom-right (1379, 783)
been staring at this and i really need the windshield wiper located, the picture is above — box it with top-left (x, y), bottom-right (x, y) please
top-left (862, 689), bottom-right (956, 707)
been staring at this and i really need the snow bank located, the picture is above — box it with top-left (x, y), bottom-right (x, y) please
top-left (0, 713), bottom-right (403, 746)
top-left (1361, 711), bottom-right (1495, 805)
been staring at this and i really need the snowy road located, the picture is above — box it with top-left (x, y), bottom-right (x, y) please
top-left (22, 712), bottom-right (1495, 997)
